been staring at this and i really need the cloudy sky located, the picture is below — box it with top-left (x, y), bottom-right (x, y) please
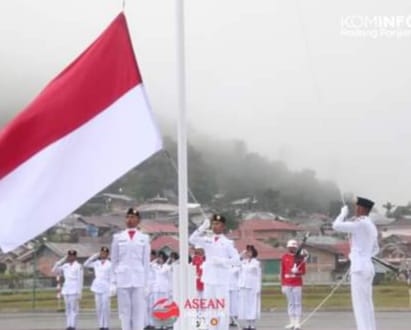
top-left (1, 0), bottom-right (411, 208)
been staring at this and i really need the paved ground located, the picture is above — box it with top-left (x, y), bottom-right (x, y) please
top-left (0, 311), bottom-right (410, 330)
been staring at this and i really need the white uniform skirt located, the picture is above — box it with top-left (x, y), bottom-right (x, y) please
top-left (238, 288), bottom-right (261, 321)
top-left (229, 290), bottom-right (239, 317)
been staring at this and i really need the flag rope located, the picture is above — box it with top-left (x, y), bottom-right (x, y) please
top-left (163, 150), bottom-right (209, 220)
top-left (300, 269), bottom-right (350, 327)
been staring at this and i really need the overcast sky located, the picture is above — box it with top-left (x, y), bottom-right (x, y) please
top-left (1, 0), bottom-right (411, 208)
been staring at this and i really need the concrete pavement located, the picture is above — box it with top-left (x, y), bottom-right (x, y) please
top-left (0, 311), bottom-right (410, 330)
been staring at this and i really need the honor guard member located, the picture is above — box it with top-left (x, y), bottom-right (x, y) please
top-left (238, 245), bottom-right (261, 330)
top-left (333, 197), bottom-right (379, 330)
top-left (192, 246), bottom-right (206, 299)
top-left (228, 263), bottom-right (240, 327)
top-left (84, 246), bottom-right (112, 330)
top-left (151, 251), bottom-right (172, 328)
top-left (111, 208), bottom-right (150, 330)
top-left (145, 250), bottom-right (158, 330)
top-left (281, 240), bottom-right (307, 330)
top-left (189, 214), bottom-right (240, 330)
top-left (52, 249), bottom-right (83, 330)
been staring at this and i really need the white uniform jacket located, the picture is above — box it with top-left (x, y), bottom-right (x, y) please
top-left (189, 230), bottom-right (240, 286)
top-left (152, 263), bottom-right (172, 293)
top-left (111, 229), bottom-right (150, 288)
top-left (229, 265), bottom-right (240, 291)
top-left (84, 256), bottom-right (112, 294)
top-left (239, 258), bottom-right (261, 292)
top-left (332, 215), bottom-right (379, 273)
top-left (53, 260), bottom-right (83, 295)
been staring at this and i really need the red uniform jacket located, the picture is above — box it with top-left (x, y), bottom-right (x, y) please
top-left (192, 255), bottom-right (205, 291)
top-left (281, 253), bottom-right (306, 287)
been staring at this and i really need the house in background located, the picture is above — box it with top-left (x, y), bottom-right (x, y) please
top-left (229, 218), bottom-right (302, 246)
top-left (150, 236), bottom-right (179, 256)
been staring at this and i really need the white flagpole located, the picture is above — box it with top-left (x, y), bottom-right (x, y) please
top-left (175, 0), bottom-right (189, 329)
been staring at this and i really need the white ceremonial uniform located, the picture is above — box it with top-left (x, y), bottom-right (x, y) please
top-left (228, 265), bottom-right (240, 319)
top-left (52, 259), bottom-right (83, 330)
top-left (145, 259), bottom-right (158, 328)
top-left (111, 229), bottom-right (150, 330)
top-left (189, 229), bottom-right (240, 330)
top-left (84, 254), bottom-right (112, 329)
top-left (238, 258), bottom-right (261, 324)
top-left (333, 209), bottom-right (379, 330)
top-left (151, 263), bottom-right (172, 326)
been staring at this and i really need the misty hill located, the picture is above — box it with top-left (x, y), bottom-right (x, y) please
top-left (104, 136), bottom-right (340, 216)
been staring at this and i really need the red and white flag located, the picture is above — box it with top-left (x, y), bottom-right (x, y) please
top-left (0, 13), bottom-right (162, 252)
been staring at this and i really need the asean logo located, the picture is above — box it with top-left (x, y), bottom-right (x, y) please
top-left (152, 298), bottom-right (180, 327)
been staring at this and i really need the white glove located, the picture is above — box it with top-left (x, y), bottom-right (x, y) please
top-left (340, 205), bottom-right (349, 219)
top-left (109, 283), bottom-right (117, 297)
top-left (198, 218), bottom-right (210, 233)
top-left (281, 286), bottom-right (287, 295)
top-left (56, 256), bottom-right (67, 266)
top-left (92, 252), bottom-right (99, 260)
top-left (291, 264), bottom-right (299, 274)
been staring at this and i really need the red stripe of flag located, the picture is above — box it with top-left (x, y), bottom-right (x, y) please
top-left (0, 13), bottom-right (141, 180)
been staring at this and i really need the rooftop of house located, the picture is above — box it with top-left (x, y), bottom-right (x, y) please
top-left (239, 218), bottom-right (302, 232)
top-left (150, 235), bottom-right (179, 252)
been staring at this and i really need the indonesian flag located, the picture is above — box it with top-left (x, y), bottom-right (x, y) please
top-left (0, 13), bottom-right (162, 252)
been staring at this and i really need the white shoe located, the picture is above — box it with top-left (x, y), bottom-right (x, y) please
top-left (284, 323), bottom-right (294, 329)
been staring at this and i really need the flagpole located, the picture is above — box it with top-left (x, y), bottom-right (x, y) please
top-left (175, 0), bottom-right (189, 329)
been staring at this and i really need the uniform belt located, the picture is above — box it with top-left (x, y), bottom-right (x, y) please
top-left (284, 274), bottom-right (301, 279)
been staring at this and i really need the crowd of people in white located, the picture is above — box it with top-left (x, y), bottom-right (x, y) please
top-left (52, 210), bottom-right (263, 330)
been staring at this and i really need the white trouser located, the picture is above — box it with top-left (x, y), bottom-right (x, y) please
top-left (117, 287), bottom-right (145, 330)
top-left (203, 284), bottom-right (230, 330)
top-left (94, 292), bottom-right (110, 328)
top-left (351, 269), bottom-right (376, 330)
top-left (282, 286), bottom-right (302, 318)
top-left (63, 294), bottom-right (79, 328)
top-left (238, 288), bottom-right (260, 321)
top-left (229, 290), bottom-right (239, 317)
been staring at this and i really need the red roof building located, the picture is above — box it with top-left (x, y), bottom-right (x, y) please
top-left (150, 235), bottom-right (179, 253)
top-left (228, 219), bottom-right (302, 243)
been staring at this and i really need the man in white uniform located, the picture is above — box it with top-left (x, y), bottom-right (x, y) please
top-left (111, 208), bottom-right (150, 330)
top-left (332, 197), bottom-right (379, 330)
top-left (189, 214), bottom-right (240, 330)
top-left (84, 246), bottom-right (112, 330)
top-left (52, 250), bottom-right (83, 330)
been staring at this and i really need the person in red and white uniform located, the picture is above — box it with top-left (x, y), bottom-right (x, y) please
top-left (281, 239), bottom-right (307, 330)
top-left (111, 208), bottom-right (150, 330)
top-left (189, 214), bottom-right (240, 330)
top-left (191, 246), bottom-right (205, 299)
top-left (83, 246), bottom-right (112, 330)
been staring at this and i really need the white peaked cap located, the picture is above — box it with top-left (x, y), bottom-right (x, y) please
top-left (287, 239), bottom-right (298, 248)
